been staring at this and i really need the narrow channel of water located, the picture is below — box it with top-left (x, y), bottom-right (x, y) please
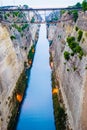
top-left (16, 24), bottom-right (55, 130)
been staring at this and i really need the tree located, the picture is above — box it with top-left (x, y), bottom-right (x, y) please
top-left (64, 51), bottom-right (70, 61)
top-left (75, 2), bottom-right (82, 8)
top-left (31, 17), bottom-right (35, 23)
top-left (82, 0), bottom-right (87, 12)
top-left (72, 10), bottom-right (78, 22)
top-left (23, 5), bottom-right (29, 9)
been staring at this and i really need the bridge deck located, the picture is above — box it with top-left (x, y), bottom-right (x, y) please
top-left (0, 7), bottom-right (82, 11)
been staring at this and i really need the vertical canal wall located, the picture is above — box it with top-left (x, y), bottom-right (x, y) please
top-left (47, 11), bottom-right (87, 130)
top-left (0, 7), bottom-right (40, 130)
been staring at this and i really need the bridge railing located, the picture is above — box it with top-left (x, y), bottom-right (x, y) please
top-left (0, 7), bottom-right (82, 12)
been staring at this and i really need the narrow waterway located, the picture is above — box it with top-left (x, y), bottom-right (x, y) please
top-left (16, 24), bottom-right (55, 130)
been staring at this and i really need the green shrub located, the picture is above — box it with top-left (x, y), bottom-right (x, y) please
top-left (64, 51), bottom-right (70, 61)
top-left (27, 45), bottom-right (36, 60)
top-left (68, 41), bottom-right (78, 52)
top-left (72, 10), bottom-right (78, 22)
top-left (67, 36), bottom-right (75, 44)
top-left (49, 40), bottom-right (53, 46)
top-left (4, 14), bottom-right (7, 19)
top-left (82, 0), bottom-right (87, 12)
top-left (22, 24), bottom-right (29, 30)
top-left (77, 30), bottom-right (83, 42)
top-left (68, 10), bottom-right (78, 22)
top-left (7, 13), bottom-right (10, 17)
top-left (60, 10), bottom-right (66, 15)
top-left (30, 17), bottom-right (35, 23)
top-left (67, 69), bottom-right (70, 71)
top-left (10, 35), bottom-right (16, 40)
top-left (66, 36), bottom-right (84, 60)
top-left (75, 26), bottom-right (79, 31)
top-left (73, 66), bottom-right (77, 71)
top-left (13, 11), bottom-right (19, 17)
top-left (79, 50), bottom-right (84, 60)
top-left (71, 52), bottom-right (74, 56)
top-left (75, 45), bottom-right (82, 53)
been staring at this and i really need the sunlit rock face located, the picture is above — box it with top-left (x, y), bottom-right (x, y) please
top-left (47, 11), bottom-right (87, 130)
top-left (0, 7), bottom-right (40, 130)
top-left (0, 24), bottom-right (23, 130)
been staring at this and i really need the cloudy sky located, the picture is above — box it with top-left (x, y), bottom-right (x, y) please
top-left (0, 0), bottom-right (83, 8)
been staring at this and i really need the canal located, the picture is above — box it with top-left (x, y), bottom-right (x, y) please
top-left (16, 24), bottom-right (55, 130)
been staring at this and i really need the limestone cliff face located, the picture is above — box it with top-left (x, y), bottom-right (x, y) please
top-left (0, 24), bottom-right (23, 130)
top-left (47, 11), bottom-right (87, 130)
top-left (0, 9), bottom-right (40, 130)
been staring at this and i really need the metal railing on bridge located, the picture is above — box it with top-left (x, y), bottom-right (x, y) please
top-left (0, 7), bottom-right (82, 11)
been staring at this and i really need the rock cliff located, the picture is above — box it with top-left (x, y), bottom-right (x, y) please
top-left (47, 11), bottom-right (87, 130)
top-left (0, 6), bottom-right (40, 130)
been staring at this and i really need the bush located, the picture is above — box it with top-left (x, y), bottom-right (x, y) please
top-left (66, 36), bottom-right (84, 60)
top-left (75, 45), bottom-right (82, 53)
top-left (64, 51), bottom-right (70, 61)
top-left (27, 45), bottom-right (36, 60)
top-left (67, 36), bottom-right (75, 44)
top-left (10, 35), bottom-right (16, 40)
top-left (79, 50), bottom-right (84, 60)
top-left (77, 30), bottom-right (83, 42)
top-left (72, 10), bottom-right (78, 22)
top-left (49, 40), bottom-right (53, 46)
top-left (67, 69), bottom-right (70, 71)
top-left (4, 14), bottom-right (7, 19)
top-left (82, 0), bottom-right (87, 12)
top-left (22, 24), bottom-right (29, 30)
top-left (71, 52), bottom-right (74, 56)
top-left (68, 10), bottom-right (78, 22)
top-left (75, 26), bottom-right (79, 31)
top-left (13, 11), bottom-right (19, 17)
top-left (31, 17), bottom-right (35, 23)
top-left (60, 10), bottom-right (66, 15)
top-left (68, 41), bottom-right (78, 52)
top-left (12, 24), bottom-right (22, 32)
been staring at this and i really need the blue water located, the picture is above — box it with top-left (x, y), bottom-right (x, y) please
top-left (16, 24), bottom-right (55, 130)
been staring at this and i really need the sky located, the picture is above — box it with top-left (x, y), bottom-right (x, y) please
top-left (0, 0), bottom-right (83, 8)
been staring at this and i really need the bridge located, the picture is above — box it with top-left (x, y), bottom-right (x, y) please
top-left (0, 7), bottom-right (82, 24)
top-left (0, 7), bottom-right (82, 11)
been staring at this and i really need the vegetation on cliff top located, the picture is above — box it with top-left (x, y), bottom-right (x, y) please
top-left (82, 0), bottom-right (87, 12)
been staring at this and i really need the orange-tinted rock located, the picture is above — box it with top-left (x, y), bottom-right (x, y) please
top-left (28, 59), bottom-right (32, 65)
top-left (16, 94), bottom-right (23, 102)
top-left (50, 62), bottom-right (53, 69)
top-left (52, 88), bottom-right (59, 94)
top-left (32, 48), bottom-right (35, 53)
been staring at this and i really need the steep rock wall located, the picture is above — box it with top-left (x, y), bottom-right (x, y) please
top-left (0, 9), bottom-right (40, 130)
top-left (47, 12), bottom-right (87, 130)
